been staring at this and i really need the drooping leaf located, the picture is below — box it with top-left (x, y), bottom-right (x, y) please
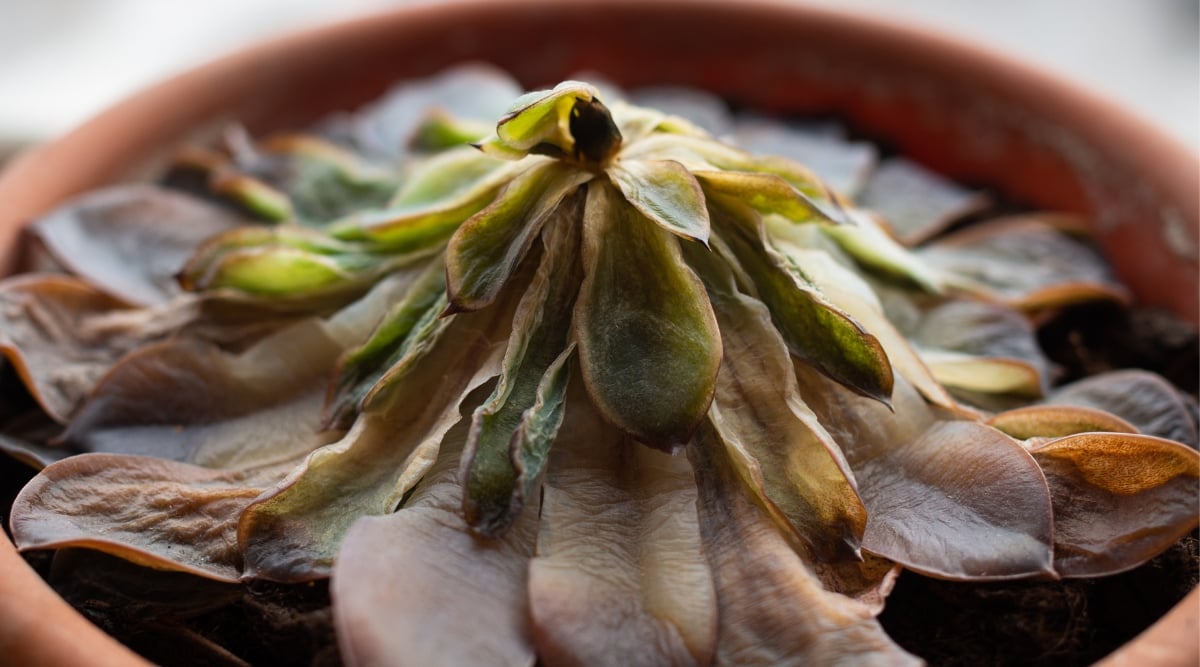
top-left (574, 181), bottom-right (721, 450)
top-left (1048, 370), bottom-right (1199, 448)
top-left (856, 156), bottom-right (989, 246)
top-left (793, 364), bottom-right (1056, 581)
top-left (730, 116), bottom-right (877, 197)
top-left (0, 275), bottom-right (182, 422)
top-left (325, 261), bottom-right (448, 429)
top-left (446, 160), bottom-right (591, 312)
top-left (62, 318), bottom-right (344, 470)
top-left (30, 185), bottom-right (246, 305)
top-left (691, 245), bottom-right (866, 560)
top-left (689, 423), bottom-right (921, 666)
top-left (238, 299), bottom-right (513, 581)
top-left (332, 423), bottom-right (537, 667)
top-left (461, 215), bottom-right (581, 536)
top-left (12, 454), bottom-right (296, 582)
top-left (988, 405), bottom-right (1138, 441)
top-left (814, 213), bottom-right (945, 293)
top-left (1030, 433), bottom-right (1200, 577)
top-left (327, 147), bottom-right (513, 251)
top-left (528, 392), bottom-right (717, 667)
top-left (609, 159), bottom-right (710, 242)
top-left (917, 218), bottom-right (1130, 310)
top-left (695, 170), bottom-right (832, 226)
top-left (712, 203), bottom-right (894, 404)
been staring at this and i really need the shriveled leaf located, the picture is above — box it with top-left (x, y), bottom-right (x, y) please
top-left (346, 62), bottom-right (522, 160)
top-left (238, 301), bottom-right (512, 581)
top-left (0, 412), bottom-right (69, 468)
top-left (12, 454), bottom-right (294, 582)
top-left (816, 213), bottom-right (945, 293)
top-left (793, 365), bottom-right (1056, 580)
top-left (1030, 433), bottom-right (1200, 577)
top-left (62, 318), bottom-right (344, 470)
top-left (332, 424), bottom-right (537, 667)
top-left (730, 116), bottom-right (877, 197)
top-left (857, 157), bottom-right (989, 245)
top-left (610, 159), bottom-right (710, 242)
top-left (0, 275), bottom-right (181, 421)
top-left (30, 185), bottom-right (246, 305)
top-left (327, 147), bottom-right (512, 251)
top-left (462, 216), bottom-right (581, 536)
top-left (689, 424), bottom-right (920, 666)
top-left (325, 261), bottom-right (447, 429)
top-left (574, 181), bottom-right (721, 450)
top-left (693, 246), bottom-right (866, 560)
top-left (988, 405), bottom-right (1138, 441)
top-left (918, 218), bottom-right (1129, 310)
top-left (446, 160), bottom-right (590, 312)
top-left (529, 393), bottom-right (717, 667)
top-left (1049, 370), bottom-right (1199, 448)
top-left (712, 203), bottom-right (893, 404)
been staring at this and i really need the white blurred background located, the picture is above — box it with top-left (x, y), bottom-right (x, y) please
top-left (0, 0), bottom-right (1196, 159)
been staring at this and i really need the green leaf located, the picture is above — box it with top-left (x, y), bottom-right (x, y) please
top-left (695, 169), bottom-right (831, 226)
top-left (410, 110), bottom-right (494, 151)
top-left (483, 81), bottom-right (622, 163)
top-left (711, 202), bottom-right (894, 404)
top-left (327, 147), bottom-right (512, 252)
top-left (461, 215), bottom-right (582, 536)
top-left (688, 244), bottom-right (866, 560)
top-left (815, 213), bottom-right (945, 293)
top-left (609, 159), bottom-right (710, 243)
top-left (446, 160), bottom-right (591, 312)
top-left (574, 181), bottom-right (721, 450)
top-left (325, 261), bottom-right (448, 429)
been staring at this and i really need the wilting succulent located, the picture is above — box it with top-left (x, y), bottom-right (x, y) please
top-left (3, 65), bottom-right (1197, 665)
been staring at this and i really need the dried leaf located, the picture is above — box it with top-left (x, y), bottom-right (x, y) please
top-left (1049, 370), bottom-right (1199, 448)
top-left (689, 424), bottom-right (920, 666)
top-left (857, 157), bottom-right (989, 246)
top-left (1030, 433), bottom-right (1200, 577)
top-left (988, 405), bottom-right (1138, 441)
top-left (574, 181), bottom-right (721, 450)
top-left (332, 424), bottom-right (537, 667)
top-left (529, 394), bottom-right (717, 667)
top-left (30, 185), bottom-right (246, 305)
top-left (730, 116), bottom-right (877, 197)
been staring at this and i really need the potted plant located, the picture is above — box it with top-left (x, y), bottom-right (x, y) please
top-left (1, 2), bottom-right (1196, 665)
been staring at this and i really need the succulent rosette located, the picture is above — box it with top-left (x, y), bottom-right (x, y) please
top-left (3, 66), bottom-right (1197, 665)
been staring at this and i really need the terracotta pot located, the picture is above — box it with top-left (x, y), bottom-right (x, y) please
top-left (0, 1), bottom-right (1195, 665)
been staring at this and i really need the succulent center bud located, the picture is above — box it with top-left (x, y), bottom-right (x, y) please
top-left (568, 97), bottom-right (622, 168)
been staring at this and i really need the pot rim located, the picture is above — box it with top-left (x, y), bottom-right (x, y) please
top-left (0, 2), bottom-right (1196, 665)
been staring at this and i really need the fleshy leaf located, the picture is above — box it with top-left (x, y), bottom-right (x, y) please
top-left (695, 170), bottom-right (832, 226)
top-left (446, 160), bottom-right (591, 312)
top-left (327, 147), bottom-right (512, 250)
top-left (529, 392), bottom-right (717, 666)
top-left (1048, 370), bottom-right (1199, 448)
top-left (730, 116), bottom-right (877, 197)
top-left (857, 156), bottom-right (989, 245)
top-left (574, 181), bottom-right (721, 450)
top-left (12, 454), bottom-right (295, 582)
top-left (917, 218), bottom-right (1130, 310)
top-left (815, 213), bottom-right (945, 293)
top-left (482, 81), bottom-right (621, 164)
top-left (238, 301), bottom-right (512, 581)
top-left (693, 246), bottom-right (867, 560)
top-left (30, 185), bottom-right (246, 305)
top-left (689, 423), bottom-right (921, 666)
top-left (793, 364), bottom-right (1056, 581)
top-left (332, 425), bottom-right (537, 667)
top-left (609, 159), bottom-right (710, 242)
top-left (988, 405), bottom-right (1138, 441)
top-left (461, 216), bottom-right (581, 536)
top-left (712, 203), bottom-right (894, 404)
top-left (1030, 433), bottom-right (1200, 577)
